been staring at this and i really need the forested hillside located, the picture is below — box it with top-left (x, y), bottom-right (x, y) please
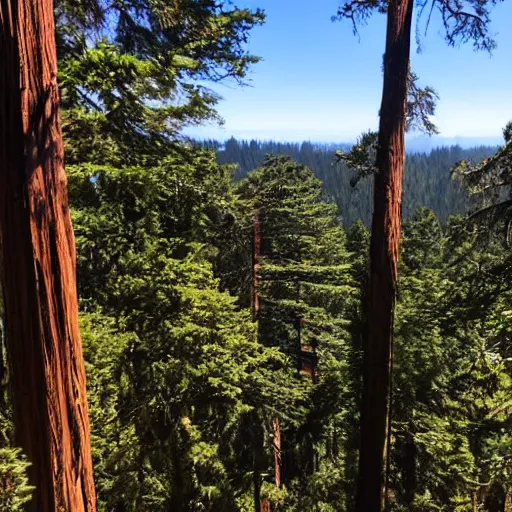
top-left (202, 138), bottom-right (497, 226)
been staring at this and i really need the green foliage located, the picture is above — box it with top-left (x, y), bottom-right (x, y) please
top-left (211, 137), bottom-right (497, 226)
top-left (406, 71), bottom-right (439, 136)
top-left (237, 155), bottom-right (358, 509)
top-left (56, 0), bottom-right (265, 165)
top-left (390, 208), bottom-right (512, 511)
top-left (335, 131), bottom-right (378, 187)
top-left (70, 148), bottom-right (306, 510)
top-left (0, 448), bottom-right (34, 511)
top-left (453, 121), bottom-right (512, 235)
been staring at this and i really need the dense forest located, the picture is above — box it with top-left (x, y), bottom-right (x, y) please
top-left (201, 138), bottom-right (497, 226)
top-left (0, 0), bottom-right (511, 511)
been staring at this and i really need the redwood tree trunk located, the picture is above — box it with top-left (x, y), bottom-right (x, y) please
top-left (0, 0), bottom-right (97, 510)
top-left (355, 0), bottom-right (413, 510)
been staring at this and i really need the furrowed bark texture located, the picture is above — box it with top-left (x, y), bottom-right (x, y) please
top-left (0, 0), bottom-right (97, 510)
top-left (355, 0), bottom-right (413, 510)
top-left (273, 417), bottom-right (282, 489)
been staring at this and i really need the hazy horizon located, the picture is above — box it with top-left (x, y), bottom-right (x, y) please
top-left (193, 133), bottom-right (504, 153)
top-left (186, 0), bottom-right (511, 144)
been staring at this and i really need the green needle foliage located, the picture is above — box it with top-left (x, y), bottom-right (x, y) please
top-left (56, 0), bottom-right (265, 165)
top-left (237, 156), bottom-right (359, 510)
top-left (0, 449), bottom-right (34, 511)
top-left (390, 208), bottom-right (512, 511)
top-left (68, 152), bottom-right (305, 510)
top-left (0, 1), bottom-right (510, 510)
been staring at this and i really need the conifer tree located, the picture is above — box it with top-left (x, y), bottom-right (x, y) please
top-left (335, 1), bottom-right (502, 508)
top-left (67, 151), bottom-right (305, 510)
top-left (238, 155), bottom-right (358, 510)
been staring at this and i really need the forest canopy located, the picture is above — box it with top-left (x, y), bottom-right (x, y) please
top-left (0, 0), bottom-right (510, 511)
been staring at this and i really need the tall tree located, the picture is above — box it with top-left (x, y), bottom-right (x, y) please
top-left (67, 154), bottom-right (304, 511)
top-left (238, 155), bottom-right (358, 510)
top-left (453, 120), bottom-right (512, 236)
top-left (335, 0), bottom-right (502, 510)
top-left (359, 4), bottom-right (414, 510)
top-left (0, 0), bottom-right (96, 510)
top-left (56, 0), bottom-right (265, 167)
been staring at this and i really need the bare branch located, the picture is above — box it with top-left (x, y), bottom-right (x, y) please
top-left (438, 0), bottom-right (502, 52)
top-left (332, 0), bottom-right (387, 36)
top-left (335, 0), bottom-right (503, 52)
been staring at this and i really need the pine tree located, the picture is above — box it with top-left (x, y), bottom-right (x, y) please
top-left (68, 151), bottom-right (305, 511)
top-left (386, 208), bottom-right (512, 511)
top-left (56, 0), bottom-right (265, 166)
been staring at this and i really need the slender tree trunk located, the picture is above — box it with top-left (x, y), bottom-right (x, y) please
top-left (253, 468), bottom-right (261, 512)
top-left (252, 208), bottom-right (281, 511)
top-left (273, 417), bottom-right (282, 489)
top-left (251, 208), bottom-right (266, 512)
top-left (355, 0), bottom-right (413, 510)
top-left (473, 490), bottom-right (480, 512)
top-left (0, 0), bottom-right (97, 510)
top-left (252, 415), bottom-right (264, 512)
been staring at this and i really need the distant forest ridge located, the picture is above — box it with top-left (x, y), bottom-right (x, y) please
top-left (199, 138), bottom-right (498, 227)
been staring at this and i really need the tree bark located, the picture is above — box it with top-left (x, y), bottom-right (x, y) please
top-left (504, 488), bottom-right (512, 512)
top-left (272, 417), bottom-right (282, 489)
top-left (0, 0), bottom-right (97, 510)
top-left (355, 0), bottom-right (413, 510)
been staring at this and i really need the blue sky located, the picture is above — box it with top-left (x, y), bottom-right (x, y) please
top-left (186, 0), bottom-right (511, 144)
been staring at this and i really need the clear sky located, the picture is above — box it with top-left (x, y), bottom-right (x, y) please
top-left (186, 0), bottom-right (511, 144)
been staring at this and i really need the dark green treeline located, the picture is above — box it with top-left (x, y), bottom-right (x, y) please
top-left (201, 138), bottom-right (496, 227)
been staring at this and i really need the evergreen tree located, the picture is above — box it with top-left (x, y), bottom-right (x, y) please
top-left (453, 120), bottom-right (512, 239)
top-left (211, 138), bottom-right (496, 227)
top-left (68, 151), bottom-right (305, 511)
top-left (390, 208), bottom-right (512, 511)
top-left (335, 1), bottom-right (502, 508)
top-left (238, 155), bottom-right (358, 510)
top-left (56, 0), bottom-right (265, 165)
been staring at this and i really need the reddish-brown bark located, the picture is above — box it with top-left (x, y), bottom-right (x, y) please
top-left (272, 417), bottom-right (282, 489)
top-left (0, 0), bottom-right (97, 510)
top-left (355, 0), bottom-right (414, 510)
top-left (260, 498), bottom-right (271, 512)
